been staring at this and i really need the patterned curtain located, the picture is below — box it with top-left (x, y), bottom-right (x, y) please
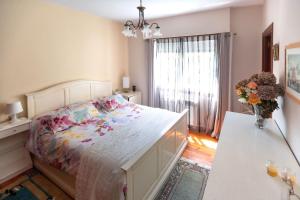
top-left (149, 33), bottom-right (230, 136)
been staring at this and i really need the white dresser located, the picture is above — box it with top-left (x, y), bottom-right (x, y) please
top-left (203, 112), bottom-right (300, 200)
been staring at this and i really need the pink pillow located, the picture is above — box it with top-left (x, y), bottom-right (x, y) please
top-left (100, 94), bottom-right (128, 112)
top-left (37, 107), bottom-right (73, 134)
top-left (36, 101), bottom-right (100, 134)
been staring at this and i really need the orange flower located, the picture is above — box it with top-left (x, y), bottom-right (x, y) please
top-left (248, 93), bottom-right (261, 105)
top-left (247, 81), bottom-right (257, 89)
top-left (236, 89), bottom-right (243, 96)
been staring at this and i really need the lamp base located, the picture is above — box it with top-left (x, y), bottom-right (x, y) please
top-left (122, 88), bottom-right (131, 93)
top-left (10, 114), bottom-right (19, 123)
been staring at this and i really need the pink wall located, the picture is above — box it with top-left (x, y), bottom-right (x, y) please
top-left (230, 6), bottom-right (262, 112)
top-left (263, 0), bottom-right (300, 161)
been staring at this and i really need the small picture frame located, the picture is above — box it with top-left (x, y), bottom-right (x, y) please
top-left (273, 43), bottom-right (279, 61)
top-left (285, 42), bottom-right (300, 104)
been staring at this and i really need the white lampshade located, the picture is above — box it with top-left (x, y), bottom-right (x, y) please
top-left (6, 101), bottom-right (23, 122)
top-left (122, 25), bottom-right (131, 37)
top-left (123, 76), bottom-right (130, 89)
top-left (153, 26), bottom-right (162, 37)
top-left (6, 101), bottom-right (23, 115)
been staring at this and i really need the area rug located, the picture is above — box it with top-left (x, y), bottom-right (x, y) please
top-left (155, 158), bottom-right (210, 200)
top-left (0, 170), bottom-right (54, 200)
top-left (0, 186), bottom-right (38, 200)
top-left (1, 159), bottom-right (209, 200)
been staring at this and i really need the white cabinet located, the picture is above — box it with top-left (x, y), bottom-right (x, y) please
top-left (120, 91), bottom-right (142, 104)
top-left (203, 112), bottom-right (300, 200)
top-left (0, 118), bottom-right (32, 183)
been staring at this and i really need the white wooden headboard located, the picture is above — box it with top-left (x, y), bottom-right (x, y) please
top-left (26, 80), bottom-right (112, 119)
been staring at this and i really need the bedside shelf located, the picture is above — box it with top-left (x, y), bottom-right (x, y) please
top-left (0, 118), bottom-right (31, 140)
top-left (0, 117), bottom-right (32, 184)
top-left (119, 91), bottom-right (142, 104)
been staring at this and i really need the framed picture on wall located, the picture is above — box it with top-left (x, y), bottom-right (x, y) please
top-left (286, 42), bottom-right (300, 103)
top-left (273, 43), bottom-right (279, 61)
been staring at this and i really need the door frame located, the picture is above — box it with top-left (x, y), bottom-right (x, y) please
top-left (262, 23), bottom-right (274, 72)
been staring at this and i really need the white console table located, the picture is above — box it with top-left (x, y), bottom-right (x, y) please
top-left (203, 112), bottom-right (300, 200)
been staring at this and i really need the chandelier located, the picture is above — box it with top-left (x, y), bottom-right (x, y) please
top-left (122, 0), bottom-right (162, 39)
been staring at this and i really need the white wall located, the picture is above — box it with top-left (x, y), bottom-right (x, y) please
top-left (230, 6), bottom-right (263, 112)
top-left (263, 0), bottom-right (300, 162)
top-left (128, 8), bottom-right (231, 105)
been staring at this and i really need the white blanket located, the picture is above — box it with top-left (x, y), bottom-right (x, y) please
top-left (75, 106), bottom-right (180, 200)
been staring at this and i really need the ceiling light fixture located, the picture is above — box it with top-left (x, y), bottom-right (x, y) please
top-left (122, 0), bottom-right (162, 39)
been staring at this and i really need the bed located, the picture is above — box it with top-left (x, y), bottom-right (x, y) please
top-left (26, 80), bottom-right (188, 200)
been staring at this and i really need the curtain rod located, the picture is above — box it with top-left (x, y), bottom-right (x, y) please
top-left (150, 32), bottom-right (237, 40)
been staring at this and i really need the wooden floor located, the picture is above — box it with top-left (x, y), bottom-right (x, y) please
top-left (0, 172), bottom-right (72, 200)
top-left (0, 132), bottom-right (218, 199)
top-left (182, 132), bottom-right (218, 168)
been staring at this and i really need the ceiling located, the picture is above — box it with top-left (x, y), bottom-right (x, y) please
top-left (46, 0), bottom-right (264, 21)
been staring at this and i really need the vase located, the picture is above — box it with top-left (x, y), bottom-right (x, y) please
top-left (253, 105), bottom-right (265, 129)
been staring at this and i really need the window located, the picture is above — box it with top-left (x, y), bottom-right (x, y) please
top-left (153, 38), bottom-right (219, 104)
top-left (150, 33), bottom-right (230, 135)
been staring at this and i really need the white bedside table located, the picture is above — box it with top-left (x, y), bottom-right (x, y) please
top-left (0, 118), bottom-right (33, 184)
top-left (119, 91), bottom-right (142, 104)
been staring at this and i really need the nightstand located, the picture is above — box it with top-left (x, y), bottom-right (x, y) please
top-left (120, 91), bottom-right (142, 104)
top-left (0, 118), bottom-right (33, 184)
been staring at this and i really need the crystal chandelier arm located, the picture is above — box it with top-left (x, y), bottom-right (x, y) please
top-left (124, 20), bottom-right (137, 29)
top-left (150, 23), bottom-right (160, 29)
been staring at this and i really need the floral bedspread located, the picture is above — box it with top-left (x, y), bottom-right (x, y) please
top-left (26, 102), bottom-right (143, 176)
top-left (76, 104), bottom-right (181, 200)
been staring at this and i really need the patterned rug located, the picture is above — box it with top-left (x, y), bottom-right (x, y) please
top-left (0, 170), bottom-right (55, 200)
top-left (1, 159), bottom-right (209, 200)
top-left (155, 158), bottom-right (210, 200)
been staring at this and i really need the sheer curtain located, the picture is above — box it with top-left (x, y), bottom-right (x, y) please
top-left (149, 33), bottom-right (230, 136)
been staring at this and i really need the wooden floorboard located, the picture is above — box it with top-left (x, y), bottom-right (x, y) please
top-left (182, 132), bottom-right (218, 167)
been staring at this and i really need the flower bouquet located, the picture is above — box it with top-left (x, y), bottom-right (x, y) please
top-left (235, 72), bottom-right (284, 128)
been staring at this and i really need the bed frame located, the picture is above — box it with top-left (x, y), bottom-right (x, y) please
top-left (26, 80), bottom-right (188, 200)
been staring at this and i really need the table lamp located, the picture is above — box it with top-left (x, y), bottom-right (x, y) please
top-left (6, 101), bottom-right (23, 122)
top-left (123, 76), bottom-right (130, 92)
